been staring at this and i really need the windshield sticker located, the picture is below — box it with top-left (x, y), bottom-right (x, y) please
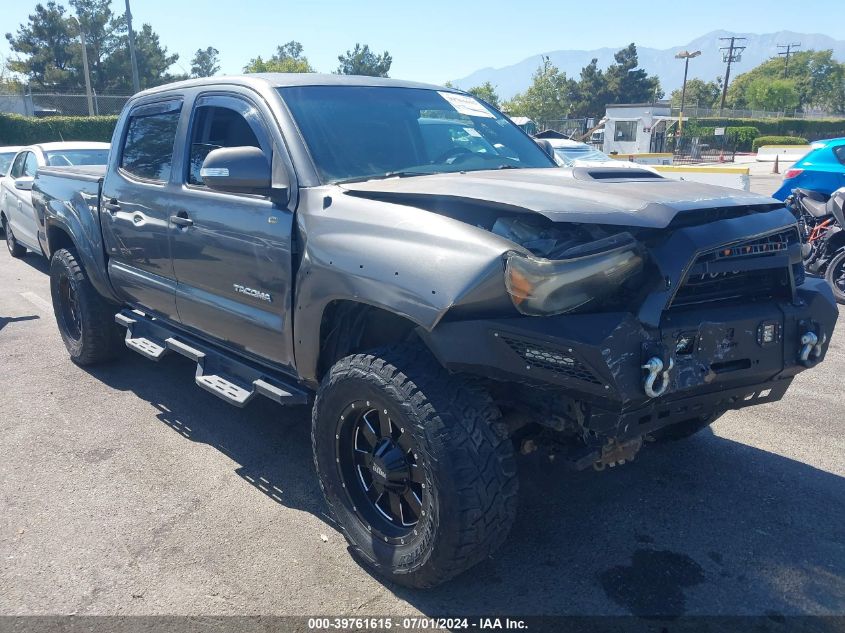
top-left (464, 127), bottom-right (482, 137)
top-left (438, 92), bottom-right (495, 118)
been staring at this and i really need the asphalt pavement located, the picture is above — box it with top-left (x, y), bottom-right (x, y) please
top-left (1, 201), bottom-right (844, 617)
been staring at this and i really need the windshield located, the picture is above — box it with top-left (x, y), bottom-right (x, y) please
top-left (0, 152), bottom-right (16, 176)
top-left (553, 145), bottom-right (612, 166)
top-left (44, 149), bottom-right (109, 167)
top-left (279, 86), bottom-right (555, 183)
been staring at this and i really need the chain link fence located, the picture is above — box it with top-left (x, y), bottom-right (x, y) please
top-left (0, 89), bottom-right (131, 117)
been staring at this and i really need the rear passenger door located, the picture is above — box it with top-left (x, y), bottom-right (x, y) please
top-left (101, 99), bottom-right (182, 320)
top-left (168, 93), bottom-right (296, 370)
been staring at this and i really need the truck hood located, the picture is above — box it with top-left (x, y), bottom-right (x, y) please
top-left (341, 168), bottom-right (780, 228)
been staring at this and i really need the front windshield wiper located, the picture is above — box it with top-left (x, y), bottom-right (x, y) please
top-left (335, 170), bottom-right (431, 185)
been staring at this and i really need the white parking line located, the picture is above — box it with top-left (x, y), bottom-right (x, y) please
top-left (20, 292), bottom-right (53, 314)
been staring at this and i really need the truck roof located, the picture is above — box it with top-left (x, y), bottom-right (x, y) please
top-left (132, 73), bottom-right (451, 99)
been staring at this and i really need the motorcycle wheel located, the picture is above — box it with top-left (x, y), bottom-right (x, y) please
top-left (824, 250), bottom-right (845, 305)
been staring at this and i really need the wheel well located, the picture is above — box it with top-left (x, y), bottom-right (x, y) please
top-left (317, 300), bottom-right (421, 379)
top-left (46, 225), bottom-right (76, 258)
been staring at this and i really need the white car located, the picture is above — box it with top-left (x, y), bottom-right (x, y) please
top-left (1, 142), bottom-right (109, 257)
top-left (546, 138), bottom-right (650, 170)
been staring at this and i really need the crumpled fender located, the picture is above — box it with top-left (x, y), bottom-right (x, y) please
top-left (291, 187), bottom-right (516, 383)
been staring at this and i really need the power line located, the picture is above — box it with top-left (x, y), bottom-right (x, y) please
top-left (719, 36), bottom-right (747, 112)
top-left (777, 43), bottom-right (801, 77)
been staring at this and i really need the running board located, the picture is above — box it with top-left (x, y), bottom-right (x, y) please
top-left (115, 310), bottom-right (308, 408)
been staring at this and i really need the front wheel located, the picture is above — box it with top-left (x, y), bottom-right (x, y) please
top-left (3, 216), bottom-right (26, 258)
top-left (312, 344), bottom-right (518, 588)
top-left (50, 248), bottom-right (123, 365)
top-left (824, 250), bottom-right (845, 304)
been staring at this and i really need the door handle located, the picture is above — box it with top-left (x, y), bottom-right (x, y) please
top-left (170, 212), bottom-right (193, 228)
top-left (104, 198), bottom-right (121, 213)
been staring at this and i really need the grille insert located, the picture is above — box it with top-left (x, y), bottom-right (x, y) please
top-left (500, 335), bottom-right (602, 385)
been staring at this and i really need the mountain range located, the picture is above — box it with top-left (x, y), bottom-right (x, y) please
top-left (450, 30), bottom-right (845, 100)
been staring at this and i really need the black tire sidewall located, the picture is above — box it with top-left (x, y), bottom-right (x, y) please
top-left (824, 251), bottom-right (845, 304)
top-left (50, 251), bottom-right (85, 359)
top-left (313, 373), bottom-right (439, 577)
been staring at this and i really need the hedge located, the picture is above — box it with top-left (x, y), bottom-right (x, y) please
top-left (752, 135), bottom-right (810, 151)
top-left (0, 113), bottom-right (118, 146)
top-left (693, 117), bottom-right (845, 142)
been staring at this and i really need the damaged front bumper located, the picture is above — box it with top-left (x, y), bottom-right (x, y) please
top-left (420, 277), bottom-right (838, 442)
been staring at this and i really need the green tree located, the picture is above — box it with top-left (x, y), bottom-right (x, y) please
top-left (605, 43), bottom-right (662, 104)
top-left (5, 1), bottom-right (78, 90)
top-left (728, 50), bottom-right (844, 113)
top-left (103, 20), bottom-right (182, 91)
top-left (746, 77), bottom-right (800, 111)
top-left (190, 46), bottom-right (220, 78)
top-left (69, 0), bottom-right (115, 92)
top-left (569, 58), bottom-right (610, 118)
top-left (502, 56), bottom-right (574, 121)
top-left (669, 77), bottom-right (722, 109)
top-left (465, 81), bottom-right (500, 108)
top-left (244, 41), bottom-right (314, 73)
top-left (336, 43), bottom-right (391, 77)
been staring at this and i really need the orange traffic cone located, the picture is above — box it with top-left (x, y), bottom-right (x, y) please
top-left (773, 154), bottom-right (780, 174)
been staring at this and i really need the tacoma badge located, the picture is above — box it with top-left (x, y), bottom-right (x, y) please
top-left (233, 284), bottom-right (272, 303)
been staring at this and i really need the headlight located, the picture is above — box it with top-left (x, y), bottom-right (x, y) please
top-left (505, 233), bottom-right (643, 316)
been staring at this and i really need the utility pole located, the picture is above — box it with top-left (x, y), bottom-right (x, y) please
top-left (719, 36), bottom-right (747, 113)
top-left (71, 16), bottom-right (94, 116)
top-left (674, 50), bottom-right (701, 133)
top-left (125, 0), bottom-right (140, 93)
top-left (777, 42), bottom-right (801, 77)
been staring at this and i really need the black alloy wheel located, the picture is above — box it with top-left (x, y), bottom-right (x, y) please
top-left (336, 400), bottom-right (426, 541)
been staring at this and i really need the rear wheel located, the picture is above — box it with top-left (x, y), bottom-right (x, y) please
top-left (3, 215), bottom-right (26, 258)
top-left (824, 250), bottom-right (845, 305)
top-left (312, 344), bottom-right (518, 588)
top-left (50, 248), bottom-right (122, 365)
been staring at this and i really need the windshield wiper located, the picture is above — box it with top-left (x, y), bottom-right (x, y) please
top-left (335, 170), bottom-right (431, 185)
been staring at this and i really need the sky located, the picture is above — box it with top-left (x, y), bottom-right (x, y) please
top-left (2, 0), bottom-right (844, 88)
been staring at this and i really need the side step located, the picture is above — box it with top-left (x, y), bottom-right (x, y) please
top-left (115, 310), bottom-right (308, 408)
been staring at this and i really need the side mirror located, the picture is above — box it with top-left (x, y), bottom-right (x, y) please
top-left (14, 176), bottom-right (34, 191)
top-left (200, 146), bottom-right (272, 195)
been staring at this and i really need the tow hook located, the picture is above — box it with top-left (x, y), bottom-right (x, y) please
top-left (799, 331), bottom-right (825, 366)
top-left (642, 356), bottom-right (674, 398)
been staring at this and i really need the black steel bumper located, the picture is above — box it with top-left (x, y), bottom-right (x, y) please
top-left (421, 277), bottom-right (838, 438)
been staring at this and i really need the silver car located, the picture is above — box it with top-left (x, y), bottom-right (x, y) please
top-left (1, 141), bottom-right (109, 257)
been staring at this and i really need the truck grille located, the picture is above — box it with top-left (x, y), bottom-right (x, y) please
top-left (669, 229), bottom-right (797, 310)
top-left (500, 335), bottom-right (602, 385)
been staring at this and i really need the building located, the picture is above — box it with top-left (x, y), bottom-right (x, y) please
top-left (602, 102), bottom-right (678, 156)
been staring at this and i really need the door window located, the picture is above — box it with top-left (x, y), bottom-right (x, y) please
top-left (9, 152), bottom-right (27, 178)
top-left (186, 102), bottom-right (269, 186)
top-left (22, 152), bottom-right (38, 177)
top-left (120, 101), bottom-right (182, 182)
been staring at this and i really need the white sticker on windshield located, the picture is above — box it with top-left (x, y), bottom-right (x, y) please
top-left (438, 91), bottom-right (496, 118)
top-left (464, 127), bottom-right (482, 137)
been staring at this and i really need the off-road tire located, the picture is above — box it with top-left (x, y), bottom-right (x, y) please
top-left (647, 412), bottom-right (722, 443)
top-left (824, 250), bottom-right (845, 305)
top-left (50, 248), bottom-right (122, 365)
top-left (312, 343), bottom-right (518, 588)
top-left (3, 215), bottom-right (26, 258)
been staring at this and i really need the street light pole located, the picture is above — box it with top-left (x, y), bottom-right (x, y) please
top-left (125, 0), bottom-right (140, 93)
top-left (674, 50), bottom-right (701, 135)
top-left (71, 16), bottom-right (94, 116)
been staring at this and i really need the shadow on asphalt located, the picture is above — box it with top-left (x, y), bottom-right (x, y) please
top-left (15, 251), bottom-right (51, 275)
top-left (85, 351), bottom-right (845, 617)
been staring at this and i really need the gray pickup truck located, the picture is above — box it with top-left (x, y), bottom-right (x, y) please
top-left (32, 74), bottom-right (837, 588)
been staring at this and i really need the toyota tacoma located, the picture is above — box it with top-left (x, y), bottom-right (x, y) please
top-left (31, 74), bottom-right (838, 588)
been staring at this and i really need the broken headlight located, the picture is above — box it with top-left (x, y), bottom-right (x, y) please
top-left (505, 233), bottom-right (644, 316)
